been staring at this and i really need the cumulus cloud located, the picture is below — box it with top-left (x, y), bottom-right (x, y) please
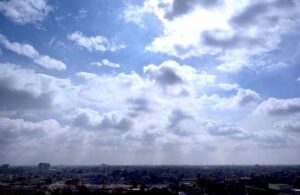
top-left (125, 0), bottom-right (300, 72)
top-left (236, 89), bottom-right (261, 106)
top-left (0, 0), bottom-right (52, 25)
top-left (212, 88), bottom-right (260, 110)
top-left (0, 33), bottom-right (66, 70)
top-left (90, 59), bottom-right (121, 68)
top-left (0, 63), bottom-right (70, 111)
top-left (204, 121), bottom-right (248, 138)
top-left (203, 120), bottom-right (251, 139)
top-left (254, 98), bottom-right (300, 116)
top-left (144, 60), bottom-right (215, 90)
top-left (70, 108), bottom-right (133, 132)
top-left (0, 82), bottom-right (53, 110)
top-left (144, 61), bottom-right (183, 86)
top-left (67, 31), bottom-right (126, 52)
top-left (0, 117), bottom-right (65, 149)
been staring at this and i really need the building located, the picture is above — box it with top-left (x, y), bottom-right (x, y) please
top-left (269, 184), bottom-right (293, 191)
top-left (245, 186), bottom-right (266, 195)
top-left (292, 189), bottom-right (300, 195)
top-left (1, 164), bottom-right (9, 169)
top-left (38, 163), bottom-right (50, 172)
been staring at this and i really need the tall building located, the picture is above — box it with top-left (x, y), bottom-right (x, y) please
top-left (38, 163), bottom-right (50, 172)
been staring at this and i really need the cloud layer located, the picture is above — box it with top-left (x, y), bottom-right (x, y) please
top-left (1, 61), bottom-right (299, 164)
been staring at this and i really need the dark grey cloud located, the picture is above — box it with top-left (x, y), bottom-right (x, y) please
top-left (72, 110), bottom-right (133, 131)
top-left (72, 112), bottom-right (91, 128)
top-left (231, 3), bottom-right (269, 27)
top-left (168, 109), bottom-right (192, 129)
top-left (274, 0), bottom-right (295, 8)
top-left (156, 67), bottom-right (182, 86)
top-left (0, 78), bottom-right (53, 110)
top-left (202, 30), bottom-right (262, 50)
top-left (204, 120), bottom-right (251, 139)
top-left (128, 97), bottom-right (151, 113)
top-left (0, 127), bottom-right (18, 148)
top-left (236, 89), bottom-right (260, 106)
top-left (167, 109), bottom-right (193, 136)
top-left (205, 121), bottom-right (241, 136)
top-left (230, 0), bottom-right (295, 27)
top-left (253, 132), bottom-right (289, 148)
top-left (126, 130), bottom-right (160, 144)
top-left (275, 120), bottom-right (300, 133)
top-left (144, 65), bottom-right (183, 87)
top-left (165, 0), bottom-right (221, 20)
top-left (0, 117), bottom-right (60, 150)
top-left (99, 115), bottom-right (133, 131)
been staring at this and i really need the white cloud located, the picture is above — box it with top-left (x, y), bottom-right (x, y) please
top-left (90, 59), bottom-right (121, 68)
top-left (0, 0), bottom-right (52, 25)
top-left (33, 55), bottom-right (67, 71)
top-left (125, 0), bottom-right (300, 72)
top-left (218, 83), bottom-right (239, 91)
top-left (75, 9), bottom-right (87, 20)
top-left (0, 33), bottom-right (66, 70)
top-left (67, 31), bottom-right (126, 52)
top-left (254, 98), bottom-right (300, 116)
top-left (0, 33), bottom-right (39, 58)
top-left (89, 62), bottom-right (102, 67)
top-left (48, 38), bottom-right (67, 49)
top-left (297, 77), bottom-right (300, 82)
top-left (122, 4), bottom-right (151, 28)
top-left (102, 59), bottom-right (120, 68)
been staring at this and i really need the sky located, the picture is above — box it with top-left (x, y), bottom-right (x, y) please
top-left (0, 0), bottom-right (300, 165)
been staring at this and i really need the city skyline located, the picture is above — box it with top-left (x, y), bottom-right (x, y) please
top-left (0, 0), bottom-right (300, 165)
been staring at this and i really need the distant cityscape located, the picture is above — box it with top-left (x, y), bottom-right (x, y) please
top-left (1, 163), bottom-right (300, 195)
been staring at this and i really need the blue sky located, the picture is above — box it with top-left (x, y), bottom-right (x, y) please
top-left (0, 0), bottom-right (300, 165)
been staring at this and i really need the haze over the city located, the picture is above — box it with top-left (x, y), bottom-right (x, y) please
top-left (0, 0), bottom-right (300, 165)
